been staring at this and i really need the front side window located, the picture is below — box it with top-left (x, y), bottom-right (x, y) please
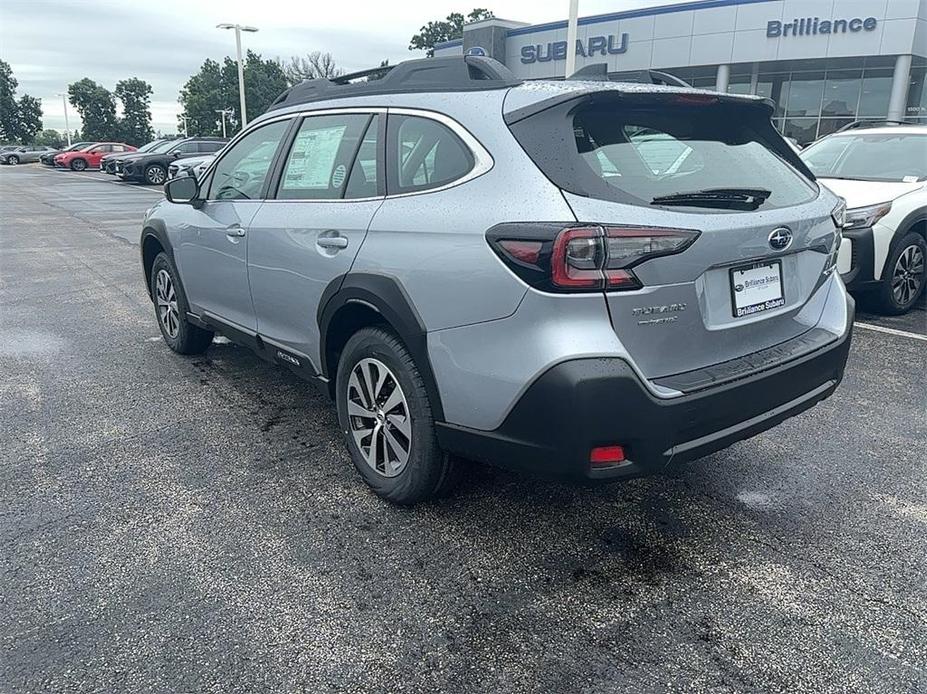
top-left (388, 115), bottom-right (473, 194)
top-left (277, 114), bottom-right (373, 200)
top-left (208, 120), bottom-right (289, 201)
top-left (801, 133), bottom-right (927, 182)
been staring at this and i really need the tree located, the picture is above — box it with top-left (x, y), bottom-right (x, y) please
top-left (0, 59), bottom-right (43, 143)
top-left (15, 94), bottom-right (42, 143)
top-left (223, 51), bottom-right (288, 128)
top-left (68, 78), bottom-right (118, 141)
top-left (34, 129), bottom-right (64, 148)
top-left (177, 58), bottom-right (224, 136)
top-left (409, 9), bottom-right (494, 56)
top-left (280, 51), bottom-right (343, 86)
top-left (179, 51), bottom-right (288, 136)
top-left (0, 59), bottom-right (18, 142)
top-left (115, 78), bottom-right (154, 145)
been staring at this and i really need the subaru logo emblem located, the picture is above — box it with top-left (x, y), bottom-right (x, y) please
top-left (768, 227), bottom-right (793, 251)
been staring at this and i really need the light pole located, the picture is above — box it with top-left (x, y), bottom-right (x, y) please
top-left (215, 109), bottom-right (232, 138)
top-left (217, 23), bottom-right (258, 129)
top-left (56, 92), bottom-right (71, 146)
top-left (565, 0), bottom-right (579, 78)
top-left (179, 115), bottom-right (189, 138)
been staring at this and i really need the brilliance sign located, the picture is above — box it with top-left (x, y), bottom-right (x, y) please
top-left (767, 16), bottom-right (878, 37)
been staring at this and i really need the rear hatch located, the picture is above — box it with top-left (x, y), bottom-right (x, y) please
top-left (505, 86), bottom-right (841, 380)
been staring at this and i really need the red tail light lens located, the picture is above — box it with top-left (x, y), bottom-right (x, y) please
top-left (489, 223), bottom-right (699, 293)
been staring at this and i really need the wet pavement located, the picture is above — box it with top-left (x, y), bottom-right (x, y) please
top-left (1, 165), bottom-right (925, 693)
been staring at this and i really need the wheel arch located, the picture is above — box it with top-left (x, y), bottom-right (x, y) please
top-left (318, 273), bottom-right (445, 420)
top-left (140, 223), bottom-right (176, 300)
top-left (880, 209), bottom-right (927, 280)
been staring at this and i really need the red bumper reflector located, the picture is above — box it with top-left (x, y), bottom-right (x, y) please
top-left (590, 445), bottom-right (626, 465)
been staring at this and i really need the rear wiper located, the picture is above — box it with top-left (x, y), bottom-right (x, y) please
top-left (651, 188), bottom-right (772, 211)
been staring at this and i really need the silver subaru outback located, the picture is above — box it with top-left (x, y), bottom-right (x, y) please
top-left (141, 56), bottom-right (853, 504)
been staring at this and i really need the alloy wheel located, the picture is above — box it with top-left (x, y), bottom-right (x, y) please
top-left (155, 269), bottom-right (180, 338)
top-left (346, 358), bottom-right (412, 478)
top-left (147, 166), bottom-right (166, 185)
top-left (891, 244), bottom-right (925, 307)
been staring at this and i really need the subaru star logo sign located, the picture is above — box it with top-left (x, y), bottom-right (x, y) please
top-left (768, 227), bottom-right (793, 251)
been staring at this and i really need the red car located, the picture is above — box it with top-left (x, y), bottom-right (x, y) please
top-left (55, 142), bottom-right (136, 171)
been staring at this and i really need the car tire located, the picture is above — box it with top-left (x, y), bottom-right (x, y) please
top-left (149, 252), bottom-right (214, 354)
top-left (145, 164), bottom-right (167, 185)
top-left (7, 155), bottom-right (19, 165)
top-left (876, 232), bottom-right (926, 315)
top-left (70, 158), bottom-right (87, 171)
top-left (336, 327), bottom-right (459, 505)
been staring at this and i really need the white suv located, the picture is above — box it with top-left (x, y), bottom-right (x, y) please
top-left (801, 123), bottom-right (927, 314)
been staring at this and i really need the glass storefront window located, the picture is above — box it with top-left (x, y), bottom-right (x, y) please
top-left (786, 72), bottom-right (825, 118)
top-left (858, 70), bottom-right (894, 118)
top-left (756, 75), bottom-right (790, 118)
top-left (821, 70), bottom-right (861, 117)
top-left (907, 67), bottom-right (927, 121)
top-left (783, 118), bottom-right (818, 146)
top-left (728, 75), bottom-right (752, 95)
top-left (817, 119), bottom-right (854, 139)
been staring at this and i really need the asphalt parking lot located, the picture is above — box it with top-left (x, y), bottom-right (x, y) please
top-left (1, 164), bottom-right (925, 693)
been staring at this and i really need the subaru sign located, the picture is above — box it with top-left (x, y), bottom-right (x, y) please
top-left (521, 33), bottom-right (629, 64)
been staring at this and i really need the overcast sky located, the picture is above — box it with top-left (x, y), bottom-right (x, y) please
top-left (0, 0), bottom-right (690, 135)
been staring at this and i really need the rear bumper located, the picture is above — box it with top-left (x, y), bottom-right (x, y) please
top-left (436, 294), bottom-right (854, 482)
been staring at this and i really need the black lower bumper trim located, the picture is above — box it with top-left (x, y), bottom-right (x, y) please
top-left (841, 226), bottom-right (877, 290)
top-left (437, 312), bottom-right (853, 482)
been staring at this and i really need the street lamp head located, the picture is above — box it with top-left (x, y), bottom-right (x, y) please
top-left (216, 23), bottom-right (257, 32)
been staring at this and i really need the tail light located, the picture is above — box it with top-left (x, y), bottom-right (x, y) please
top-left (490, 223), bottom-right (699, 293)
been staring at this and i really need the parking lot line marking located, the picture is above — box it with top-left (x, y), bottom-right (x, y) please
top-left (854, 322), bottom-right (927, 342)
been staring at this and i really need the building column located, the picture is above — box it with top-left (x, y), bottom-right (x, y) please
top-left (716, 64), bottom-right (730, 92)
top-left (887, 54), bottom-right (913, 121)
top-left (750, 63), bottom-right (760, 95)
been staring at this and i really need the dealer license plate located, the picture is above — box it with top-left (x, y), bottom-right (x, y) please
top-left (730, 261), bottom-right (785, 318)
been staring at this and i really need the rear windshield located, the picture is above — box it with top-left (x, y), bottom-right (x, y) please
top-left (800, 133), bottom-right (927, 183)
top-left (510, 99), bottom-right (816, 212)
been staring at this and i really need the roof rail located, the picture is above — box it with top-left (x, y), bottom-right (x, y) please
top-left (267, 55), bottom-right (522, 112)
top-left (567, 64), bottom-right (692, 89)
top-left (836, 119), bottom-right (908, 132)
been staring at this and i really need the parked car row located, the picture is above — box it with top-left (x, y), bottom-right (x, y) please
top-left (104, 137), bottom-right (226, 184)
top-left (25, 136), bottom-right (229, 185)
top-left (1, 144), bottom-right (59, 165)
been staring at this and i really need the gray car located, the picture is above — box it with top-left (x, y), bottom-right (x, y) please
top-left (141, 56), bottom-right (853, 504)
top-left (2, 145), bottom-right (57, 164)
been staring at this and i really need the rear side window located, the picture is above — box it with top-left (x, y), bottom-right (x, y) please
top-left (198, 142), bottom-right (224, 153)
top-left (174, 142), bottom-right (199, 154)
top-left (387, 115), bottom-right (473, 194)
top-left (277, 113), bottom-right (374, 200)
top-left (510, 99), bottom-right (816, 211)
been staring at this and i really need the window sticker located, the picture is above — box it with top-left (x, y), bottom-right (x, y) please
top-left (283, 125), bottom-right (346, 190)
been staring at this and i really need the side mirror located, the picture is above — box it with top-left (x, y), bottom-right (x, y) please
top-left (165, 175), bottom-right (199, 204)
top-left (172, 150), bottom-right (183, 158)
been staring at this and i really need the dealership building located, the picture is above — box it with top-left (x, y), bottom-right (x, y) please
top-left (434, 0), bottom-right (927, 143)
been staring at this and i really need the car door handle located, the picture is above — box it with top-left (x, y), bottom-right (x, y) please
top-left (225, 226), bottom-right (246, 238)
top-left (316, 235), bottom-right (349, 249)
